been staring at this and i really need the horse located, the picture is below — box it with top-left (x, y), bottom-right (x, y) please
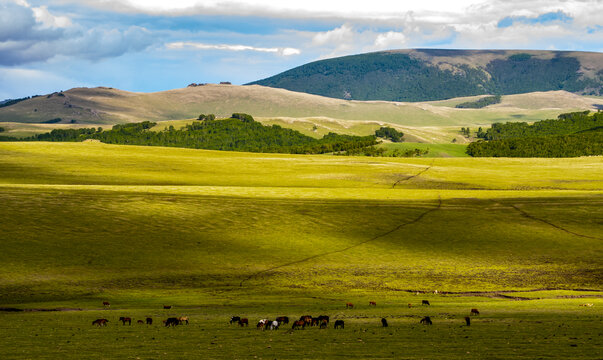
top-left (346, 302), bottom-right (354, 309)
top-left (257, 319), bottom-right (269, 329)
top-left (119, 317), bottom-right (131, 325)
top-left (137, 320), bottom-right (144, 324)
top-left (420, 316), bottom-right (432, 325)
top-left (319, 319), bottom-right (328, 329)
top-left (238, 318), bottom-right (249, 327)
top-left (311, 317), bottom-right (320, 327)
top-left (300, 315), bottom-right (312, 326)
top-left (408, 303), bottom-right (413, 308)
top-left (464, 316), bottom-right (471, 326)
top-left (381, 318), bottom-right (388, 327)
top-left (178, 316), bottom-right (189, 325)
top-left (165, 317), bottom-right (179, 326)
top-left (422, 300), bottom-right (430, 306)
top-left (579, 303), bottom-right (594, 307)
top-left (334, 320), bottom-right (345, 329)
top-left (163, 305), bottom-right (172, 310)
top-left (230, 316), bottom-right (241, 324)
top-left (317, 315), bottom-right (329, 324)
top-left (276, 316), bottom-right (289, 324)
top-left (292, 320), bottom-right (306, 330)
top-left (146, 317), bottom-right (152, 325)
top-left (369, 301), bottom-right (377, 306)
top-left (470, 308), bottom-right (480, 315)
top-left (92, 319), bottom-right (108, 326)
top-left (102, 301), bottom-right (110, 307)
top-left (270, 320), bottom-right (279, 330)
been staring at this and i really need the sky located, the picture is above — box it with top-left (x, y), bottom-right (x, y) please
top-left (0, 0), bottom-right (602, 99)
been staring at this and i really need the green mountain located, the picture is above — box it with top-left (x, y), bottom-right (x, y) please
top-left (249, 49), bottom-right (603, 101)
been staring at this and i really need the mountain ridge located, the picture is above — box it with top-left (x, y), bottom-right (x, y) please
top-left (249, 49), bottom-right (603, 101)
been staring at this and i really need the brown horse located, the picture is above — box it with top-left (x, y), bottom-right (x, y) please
top-left (346, 302), bottom-right (354, 309)
top-left (165, 317), bottom-right (179, 326)
top-left (119, 317), bottom-right (131, 325)
top-left (291, 320), bottom-right (306, 330)
top-left (92, 319), bottom-right (108, 326)
top-left (319, 319), bottom-right (328, 329)
top-left (300, 315), bottom-right (312, 326)
top-left (238, 318), bottom-right (249, 327)
top-left (470, 308), bottom-right (480, 315)
top-left (163, 305), bottom-right (172, 310)
top-left (178, 316), bottom-right (189, 325)
top-left (408, 303), bottom-right (413, 308)
top-left (276, 316), bottom-right (289, 324)
top-left (102, 301), bottom-right (110, 307)
top-left (369, 301), bottom-right (377, 306)
top-left (137, 320), bottom-right (144, 324)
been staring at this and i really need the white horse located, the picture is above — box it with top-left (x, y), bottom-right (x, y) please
top-left (270, 320), bottom-right (279, 330)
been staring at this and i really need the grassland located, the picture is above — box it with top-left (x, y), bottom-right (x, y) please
top-left (0, 142), bottom-right (601, 358)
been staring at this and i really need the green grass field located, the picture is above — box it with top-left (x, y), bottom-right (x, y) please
top-left (0, 142), bottom-right (601, 359)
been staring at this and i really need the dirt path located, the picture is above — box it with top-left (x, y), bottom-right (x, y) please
top-left (392, 161), bottom-right (434, 189)
top-left (239, 197), bottom-right (442, 286)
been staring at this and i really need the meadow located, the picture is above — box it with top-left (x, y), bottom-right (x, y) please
top-left (0, 142), bottom-right (601, 359)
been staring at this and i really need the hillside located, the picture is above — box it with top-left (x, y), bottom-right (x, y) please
top-left (250, 49), bottom-right (603, 101)
top-left (0, 84), bottom-right (600, 133)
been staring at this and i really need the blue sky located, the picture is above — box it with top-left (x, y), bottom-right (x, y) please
top-left (0, 0), bottom-right (602, 99)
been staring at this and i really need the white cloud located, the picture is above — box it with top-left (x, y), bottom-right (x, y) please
top-left (374, 31), bottom-right (406, 49)
top-left (166, 41), bottom-right (300, 56)
top-left (32, 5), bottom-right (72, 28)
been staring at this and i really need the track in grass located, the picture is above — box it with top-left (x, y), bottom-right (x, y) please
top-left (239, 197), bottom-right (443, 286)
top-left (508, 204), bottom-right (601, 240)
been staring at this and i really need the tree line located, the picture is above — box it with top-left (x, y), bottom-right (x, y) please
top-left (467, 111), bottom-right (603, 157)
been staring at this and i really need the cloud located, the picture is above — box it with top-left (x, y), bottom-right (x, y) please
top-left (374, 31), bottom-right (406, 49)
top-left (166, 41), bottom-right (300, 56)
top-left (0, 67), bottom-right (85, 99)
top-left (0, 1), bottom-right (154, 65)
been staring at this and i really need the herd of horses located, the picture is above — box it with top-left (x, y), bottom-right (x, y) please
top-left (93, 301), bottom-right (481, 329)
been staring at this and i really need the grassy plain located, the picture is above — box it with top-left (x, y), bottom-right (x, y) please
top-left (0, 142), bottom-right (601, 359)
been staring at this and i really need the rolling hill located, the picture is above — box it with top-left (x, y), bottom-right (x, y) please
top-left (250, 49), bottom-right (603, 101)
top-left (0, 84), bottom-right (600, 134)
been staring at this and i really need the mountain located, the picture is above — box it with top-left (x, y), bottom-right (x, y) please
top-left (0, 85), bottom-right (600, 129)
top-left (249, 49), bottom-right (603, 101)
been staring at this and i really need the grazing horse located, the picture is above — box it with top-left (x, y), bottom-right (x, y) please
top-left (422, 300), bottom-right (430, 306)
top-left (102, 301), bottom-right (110, 307)
top-left (311, 317), bottom-right (320, 327)
top-left (119, 317), bottom-right (132, 325)
top-left (465, 316), bottom-right (471, 326)
top-left (137, 320), bottom-right (144, 324)
top-left (408, 303), bottom-right (413, 308)
top-left (319, 319), bottom-right (328, 329)
top-left (317, 315), bottom-right (329, 324)
top-left (163, 305), bottom-right (172, 310)
top-left (420, 316), bottom-right (432, 325)
top-left (346, 302), bottom-right (354, 309)
top-left (270, 320), bottom-right (279, 330)
top-left (257, 319), bottom-right (269, 329)
top-left (165, 317), bottom-right (179, 327)
top-left (276, 316), bottom-right (289, 324)
top-left (470, 308), bottom-right (480, 315)
top-left (334, 320), bottom-right (345, 329)
top-left (178, 316), bottom-right (189, 325)
top-left (146, 317), bottom-right (152, 325)
top-left (291, 320), bottom-right (306, 330)
top-left (381, 318), bottom-right (388, 327)
top-left (369, 301), bottom-right (377, 306)
top-left (92, 319), bottom-right (108, 326)
top-left (230, 316), bottom-right (241, 324)
top-left (300, 315), bottom-right (312, 326)
top-left (238, 318), bottom-right (249, 327)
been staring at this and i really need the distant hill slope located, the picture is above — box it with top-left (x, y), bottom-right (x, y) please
top-left (0, 85), bottom-right (600, 129)
top-left (249, 49), bottom-right (603, 101)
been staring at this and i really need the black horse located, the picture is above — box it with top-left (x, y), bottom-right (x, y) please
top-left (165, 317), bottom-right (179, 326)
top-left (334, 320), bottom-right (345, 329)
top-left (464, 316), bottom-right (471, 326)
top-left (230, 316), bottom-right (241, 324)
top-left (420, 316), bottom-right (433, 325)
top-left (381, 318), bottom-right (388, 327)
top-left (119, 317), bottom-right (131, 325)
top-left (146, 317), bottom-right (152, 325)
top-left (422, 300), bottom-right (430, 306)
